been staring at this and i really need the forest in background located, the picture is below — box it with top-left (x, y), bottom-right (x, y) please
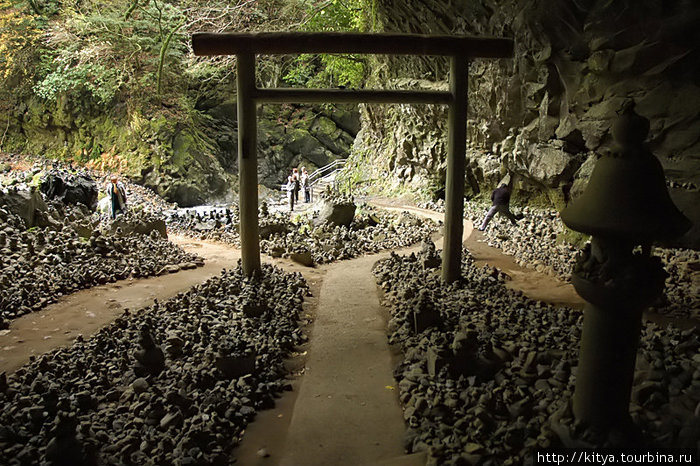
top-left (0, 0), bottom-right (371, 204)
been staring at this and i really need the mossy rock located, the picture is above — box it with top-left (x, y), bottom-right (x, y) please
top-left (556, 227), bottom-right (590, 248)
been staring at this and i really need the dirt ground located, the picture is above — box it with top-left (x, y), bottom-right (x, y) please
top-left (376, 204), bottom-right (584, 309)
top-left (1, 207), bottom-right (592, 466)
top-left (0, 237), bottom-right (240, 374)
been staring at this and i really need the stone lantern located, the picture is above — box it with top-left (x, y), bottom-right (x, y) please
top-left (560, 101), bottom-right (691, 431)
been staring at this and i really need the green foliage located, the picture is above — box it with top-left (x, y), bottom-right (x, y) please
top-left (0, 1), bottom-right (41, 100)
top-left (282, 0), bottom-right (370, 88)
top-left (25, 0), bottom-right (61, 17)
top-left (34, 63), bottom-right (122, 104)
top-left (33, 0), bottom-right (187, 108)
top-left (1, 0), bottom-right (381, 183)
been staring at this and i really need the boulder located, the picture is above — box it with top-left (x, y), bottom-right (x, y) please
top-left (315, 199), bottom-right (356, 228)
top-left (0, 188), bottom-right (48, 227)
top-left (569, 153), bottom-right (598, 201)
top-left (40, 171), bottom-right (98, 211)
top-left (526, 143), bottom-right (578, 188)
top-left (111, 218), bottom-right (167, 239)
top-left (289, 250), bottom-right (314, 267)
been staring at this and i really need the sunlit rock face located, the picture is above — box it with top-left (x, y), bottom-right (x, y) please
top-left (356, 0), bottom-right (699, 247)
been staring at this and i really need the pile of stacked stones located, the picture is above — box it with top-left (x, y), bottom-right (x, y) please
top-left (0, 207), bottom-right (202, 325)
top-left (651, 248), bottom-right (700, 320)
top-left (262, 206), bottom-right (439, 265)
top-left (166, 206), bottom-right (242, 246)
top-left (0, 264), bottom-right (308, 465)
top-left (373, 243), bottom-right (699, 465)
top-left (167, 200), bottom-right (440, 266)
top-left (104, 210), bottom-right (169, 240)
top-left (464, 201), bottom-right (699, 320)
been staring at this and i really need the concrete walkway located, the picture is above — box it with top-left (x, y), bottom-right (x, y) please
top-left (278, 252), bottom-right (421, 466)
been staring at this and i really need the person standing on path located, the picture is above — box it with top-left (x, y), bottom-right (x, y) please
top-left (108, 174), bottom-right (127, 219)
top-left (287, 174), bottom-right (296, 212)
top-left (478, 183), bottom-right (522, 231)
top-left (292, 168), bottom-right (300, 203)
top-left (300, 166), bottom-right (310, 203)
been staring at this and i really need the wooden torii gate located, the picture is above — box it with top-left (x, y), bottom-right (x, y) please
top-left (192, 32), bottom-right (513, 283)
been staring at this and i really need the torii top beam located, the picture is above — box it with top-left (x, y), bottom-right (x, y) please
top-left (192, 32), bottom-right (513, 58)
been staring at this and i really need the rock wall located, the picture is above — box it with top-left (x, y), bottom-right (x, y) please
top-left (355, 0), bottom-right (700, 247)
top-left (7, 94), bottom-right (358, 206)
top-left (195, 99), bottom-right (359, 190)
top-left (257, 104), bottom-right (360, 187)
top-left (11, 95), bottom-right (232, 207)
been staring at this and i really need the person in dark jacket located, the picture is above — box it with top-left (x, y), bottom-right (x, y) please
top-left (478, 184), bottom-right (521, 231)
top-left (292, 168), bottom-right (300, 203)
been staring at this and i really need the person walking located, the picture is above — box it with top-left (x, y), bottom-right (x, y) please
top-left (561, 177), bottom-right (574, 207)
top-left (478, 183), bottom-right (521, 231)
top-left (300, 167), bottom-right (310, 203)
top-left (108, 174), bottom-right (127, 219)
top-left (287, 174), bottom-right (296, 212)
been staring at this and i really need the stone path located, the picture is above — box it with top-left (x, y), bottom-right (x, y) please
top-left (277, 252), bottom-right (421, 466)
top-left (237, 205), bottom-right (583, 465)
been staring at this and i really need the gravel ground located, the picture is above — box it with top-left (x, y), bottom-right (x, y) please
top-left (374, 243), bottom-right (700, 465)
top-left (0, 263), bottom-right (309, 466)
top-left (167, 201), bottom-right (440, 265)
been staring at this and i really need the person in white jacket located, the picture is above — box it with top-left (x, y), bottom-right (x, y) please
top-left (300, 166), bottom-right (310, 203)
top-left (286, 174), bottom-right (296, 211)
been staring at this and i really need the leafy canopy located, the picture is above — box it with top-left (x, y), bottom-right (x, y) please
top-left (33, 0), bottom-right (188, 106)
top-left (283, 0), bottom-right (371, 88)
top-left (0, 1), bottom-right (40, 83)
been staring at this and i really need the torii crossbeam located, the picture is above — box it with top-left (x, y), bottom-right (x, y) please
top-left (192, 32), bottom-right (513, 282)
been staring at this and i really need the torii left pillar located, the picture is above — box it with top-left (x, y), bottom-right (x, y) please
top-left (236, 52), bottom-right (261, 275)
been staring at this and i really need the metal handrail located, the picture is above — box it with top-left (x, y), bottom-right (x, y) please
top-left (308, 160), bottom-right (347, 201)
top-left (278, 159), bottom-right (347, 192)
top-left (308, 159), bottom-right (346, 184)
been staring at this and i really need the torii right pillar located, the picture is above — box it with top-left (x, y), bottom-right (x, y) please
top-left (442, 56), bottom-right (468, 283)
